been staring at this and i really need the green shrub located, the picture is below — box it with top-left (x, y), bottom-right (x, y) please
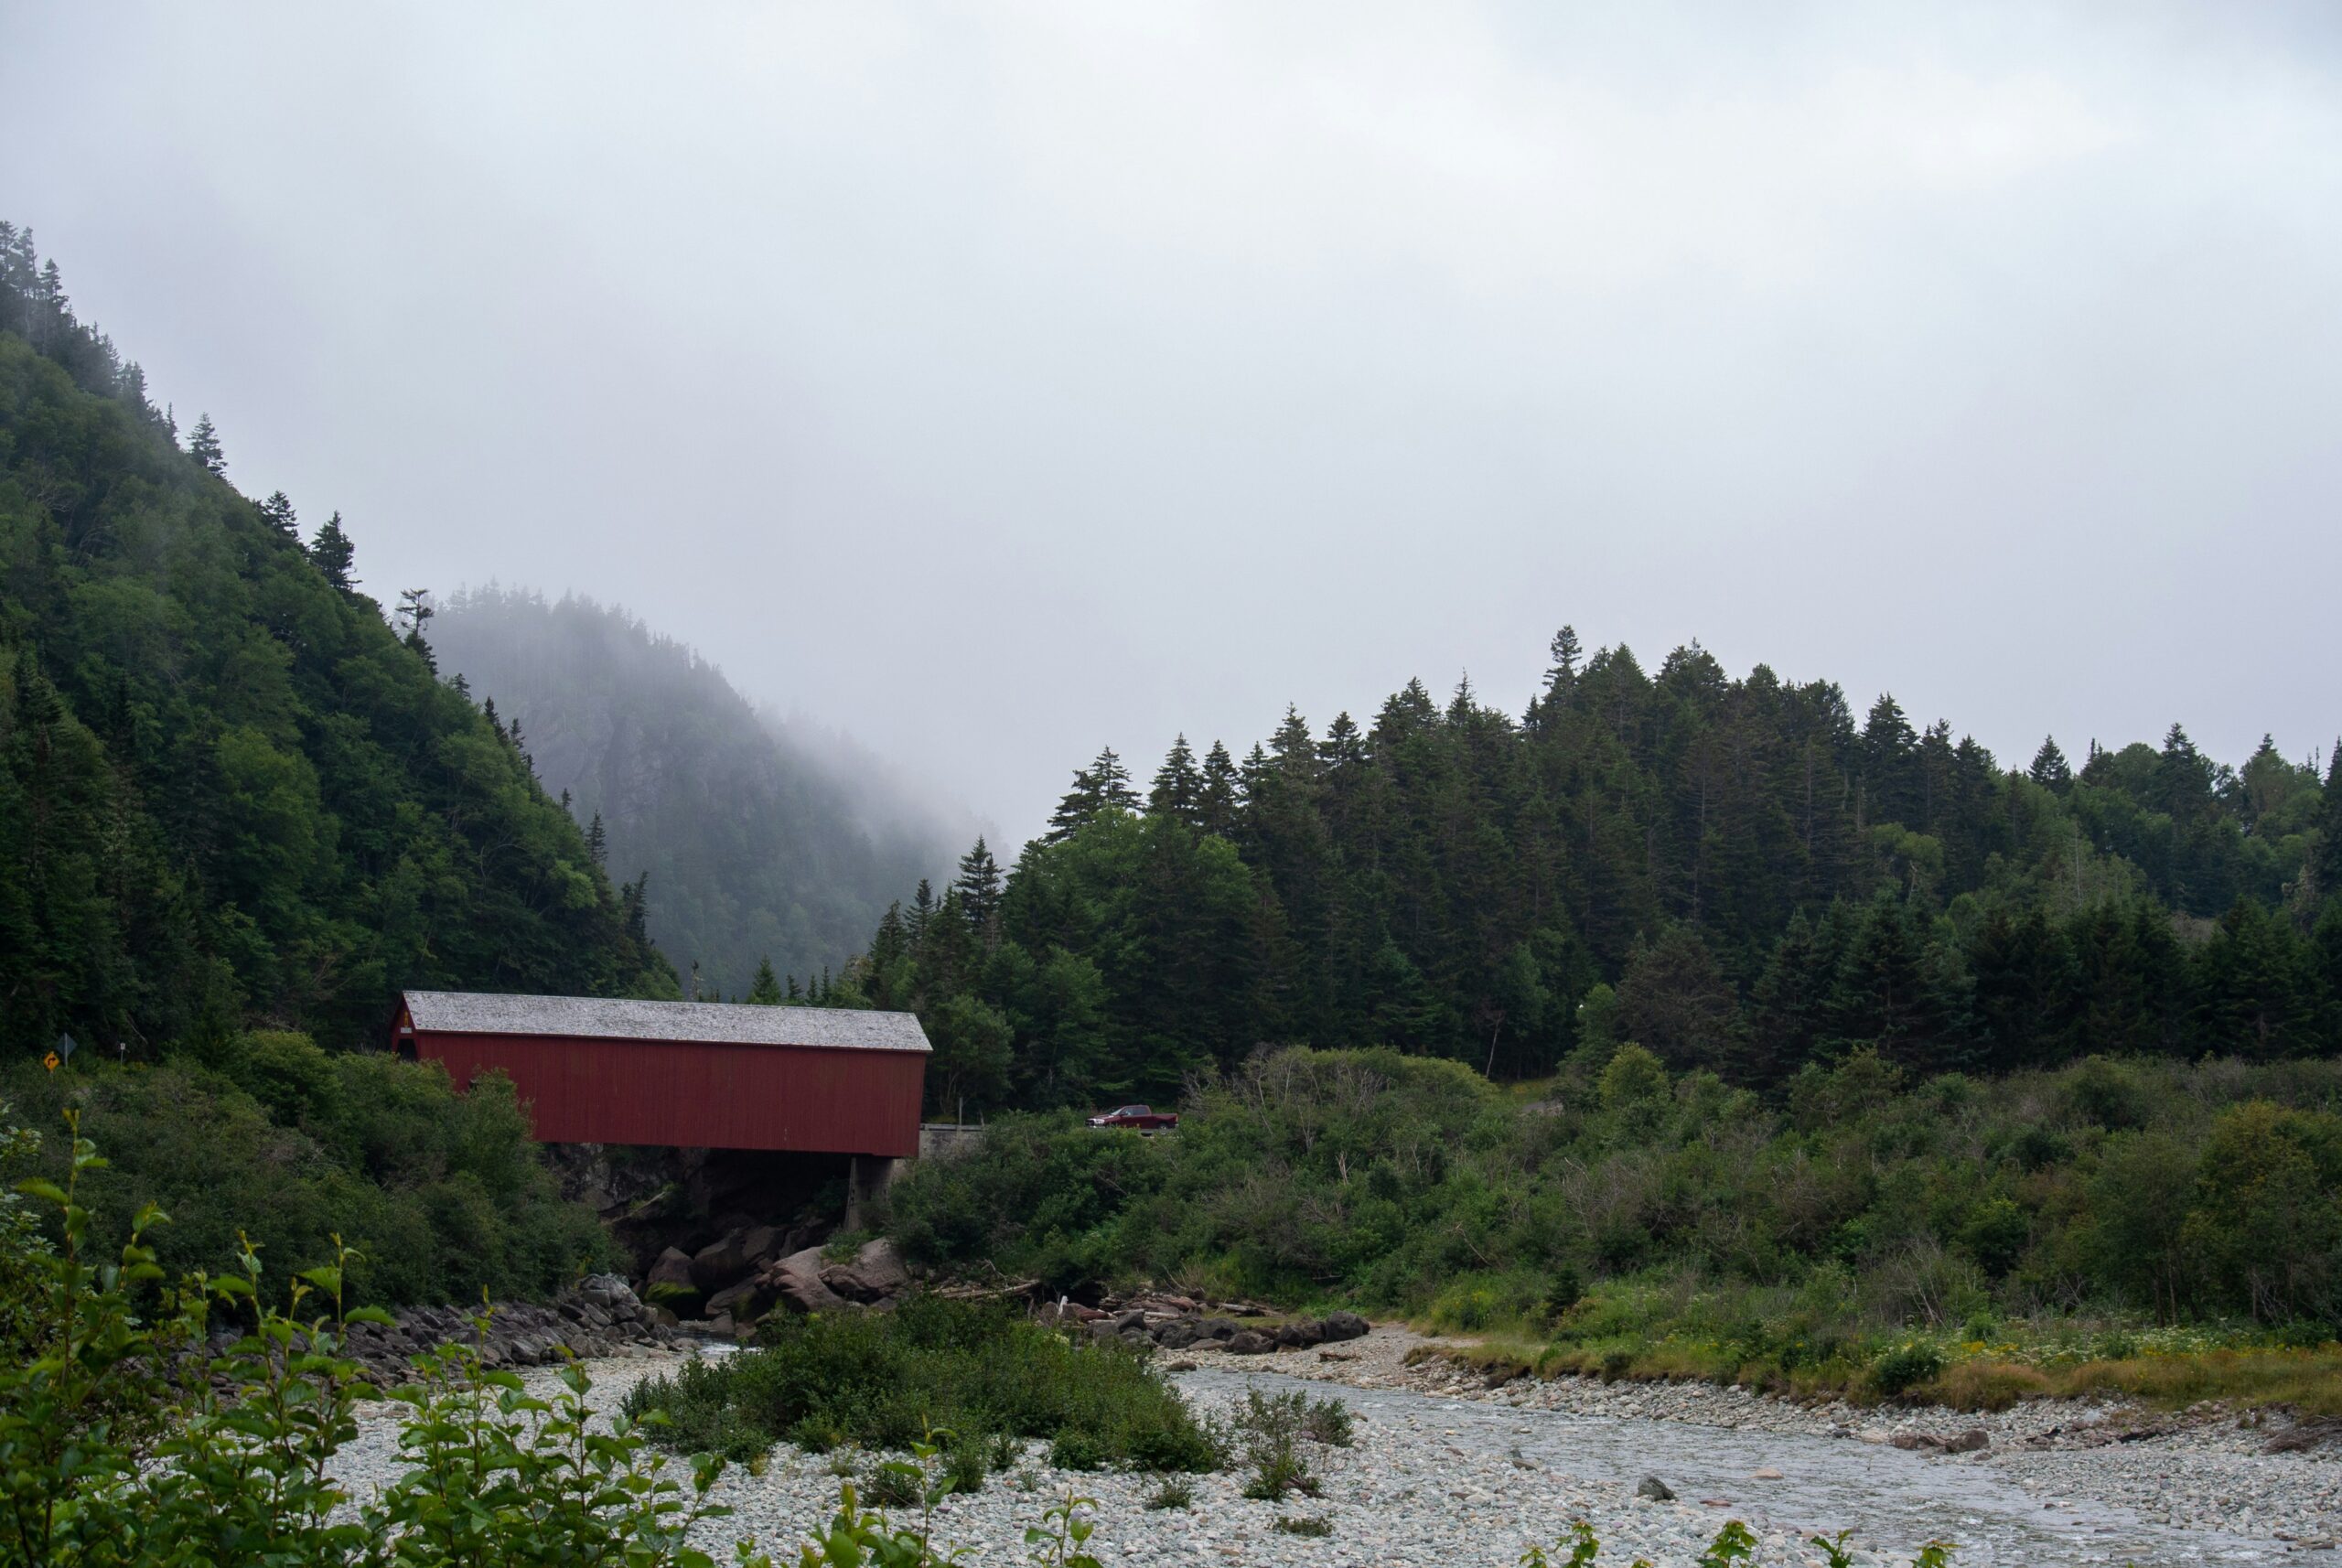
top-left (1145, 1476), bottom-right (1196, 1509)
top-left (1872, 1343), bottom-right (1946, 1397)
top-left (5, 1054), bottom-right (613, 1306)
top-left (623, 1294), bottom-right (1219, 1473)
top-left (0, 1111), bottom-right (1106, 1568)
top-left (1273, 1515), bottom-right (1332, 1537)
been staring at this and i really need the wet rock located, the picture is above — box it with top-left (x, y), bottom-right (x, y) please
top-left (1636, 1476), bottom-right (1674, 1501)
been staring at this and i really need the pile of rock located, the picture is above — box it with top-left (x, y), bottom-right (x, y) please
top-left (646, 1235), bottom-right (914, 1337)
top-left (1060, 1294), bottom-right (1372, 1355)
top-left (319, 1274), bottom-right (679, 1385)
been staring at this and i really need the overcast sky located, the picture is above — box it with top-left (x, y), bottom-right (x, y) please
top-left (5, 3), bottom-right (2337, 843)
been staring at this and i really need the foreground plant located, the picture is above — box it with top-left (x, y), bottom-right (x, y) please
top-left (1523, 1518), bottom-right (1960, 1568)
top-left (0, 1113), bottom-right (1095, 1568)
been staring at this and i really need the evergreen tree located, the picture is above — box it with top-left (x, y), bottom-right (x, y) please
top-left (396, 588), bottom-right (435, 671)
top-left (309, 510), bottom-right (358, 589)
top-left (1148, 735), bottom-right (1203, 824)
top-left (2029, 736), bottom-right (2073, 792)
top-left (258, 489), bottom-right (298, 538)
top-left (1542, 624), bottom-right (1584, 709)
top-left (954, 838), bottom-right (1003, 934)
top-left (1617, 925), bottom-right (1741, 1074)
top-left (1047, 747), bottom-right (1137, 841)
top-left (586, 812), bottom-right (607, 869)
top-left (747, 956), bottom-right (784, 1004)
top-left (2194, 898), bottom-right (2319, 1059)
top-left (2315, 742), bottom-right (2342, 910)
top-left (1967, 906), bottom-right (2075, 1070)
top-left (1198, 741), bottom-right (1241, 838)
top-left (908, 878), bottom-right (937, 944)
top-left (188, 412), bottom-right (224, 474)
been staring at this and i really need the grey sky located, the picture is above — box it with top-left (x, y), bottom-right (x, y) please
top-left (5, 3), bottom-right (2337, 844)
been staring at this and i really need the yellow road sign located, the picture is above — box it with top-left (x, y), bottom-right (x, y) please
top-left (42, 1052), bottom-right (59, 1071)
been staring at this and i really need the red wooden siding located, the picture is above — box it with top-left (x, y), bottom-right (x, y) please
top-left (408, 1029), bottom-right (926, 1156)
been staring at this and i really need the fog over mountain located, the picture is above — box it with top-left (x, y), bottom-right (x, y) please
top-left (4, 5), bottom-right (2337, 842)
top-left (431, 588), bottom-right (972, 995)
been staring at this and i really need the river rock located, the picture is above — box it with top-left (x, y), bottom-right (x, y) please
top-left (1226, 1329), bottom-right (1275, 1355)
top-left (820, 1239), bottom-right (913, 1303)
top-left (1636, 1475), bottom-right (1674, 1500)
top-left (764, 1246), bottom-right (849, 1313)
top-left (692, 1232), bottom-right (750, 1291)
top-left (706, 1276), bottom-right (768, 1322)
top-left (1320, 1310), bottom-right (1370, 1342)
top-left (646, 1247), bottom-right (695, 1289)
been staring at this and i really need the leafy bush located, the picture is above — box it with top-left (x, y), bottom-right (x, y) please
top-left (1144, 1476), bottom-right (1196, 1509)
top-left (622, 1294), bottom-right (1219, 1472)
top-left (1872, 1343), bottom-right (1947, 1397)
top-left (0, 1111), bottom-right (1107, 1568)
top-left (890, 1047), bottom-right (2342, 1377)
top-left (5, 1051), bottom-right (614, 1306)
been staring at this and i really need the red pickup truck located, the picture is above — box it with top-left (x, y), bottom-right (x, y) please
top-left (1086, 1103), bottom-right (1178, 1131)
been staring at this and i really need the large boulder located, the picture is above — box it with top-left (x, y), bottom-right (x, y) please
top-left (705, 1276), bottom-right (769, 1322)
top-left (821, 1239), bottom-right (912, 1304)
top-left (1273, 1319), bottom-right (1327, 1349)
top-left (692, 1232), bottom-right (751, 1292)
top-left (1154, 1320), bottom-right (1202, 1350)
top-left (575, 1273), bottom-right (641, 1315)
top-left (1320, 1310), bottom-right (1370, 1342)
top-left (1193, 1317), bottom-right (1240, 1342)
top-left (851, 1239), bottom-right (912, 1298)
top-left (764, 1246), bottom-right (849, 1314)
top-left (646, 1248), bottom-right (695, 1290)
top-left (739, 1225), bottom-right (786, 1269)
top-left (1225, 1329), bottom-right (1275, 1356)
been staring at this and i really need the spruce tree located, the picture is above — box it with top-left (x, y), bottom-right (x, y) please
top-left (258, 490), bottom-right (298, 538)
top-left (309, 511), bottom-right (358, 589)
top-left (586, 812), bottom-right (607, 869)
top-left (2029, 736), bottom-right (2072, 792)
top-left (396, 588), bottom-right (435, 671)
top-left (2314, 742), bottom-right (2342, 910)
top-left (1198, 741), bottom-right (1241, 837)
top-left (1543, 625), bottom-right (1584, 707)
top-left (954, 838), bottom-right (1003, 932)
top-left (747, 957), bottom-right (784, 1004)
top-left (1148, 735), bottom-right (1203, 824)
top-left (188, 413), bottom-right (224, 475)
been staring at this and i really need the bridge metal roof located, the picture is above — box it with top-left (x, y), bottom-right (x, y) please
top-left (398, 990), bottom-right (931, 1053)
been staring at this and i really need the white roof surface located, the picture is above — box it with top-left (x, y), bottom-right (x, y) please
top-left (398, 991), bottom-right (932, 1053)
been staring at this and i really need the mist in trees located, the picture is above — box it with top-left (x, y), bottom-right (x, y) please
top-left (428, 586), bottom-right (968, 997)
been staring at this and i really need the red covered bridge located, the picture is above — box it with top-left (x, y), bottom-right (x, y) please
top-left (392, 990), bottom-right (930, 1158)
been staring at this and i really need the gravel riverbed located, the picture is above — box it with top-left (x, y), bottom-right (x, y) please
top-left (328, 1331), bottom-right (2337, 1566)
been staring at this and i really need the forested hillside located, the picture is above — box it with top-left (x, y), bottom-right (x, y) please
top-left (431, 586), bottom-right (955, 997)
top-left (0, 226), bottom-right (674, 1057)
top-left (853, 639), bottom-right (2341, 1112)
